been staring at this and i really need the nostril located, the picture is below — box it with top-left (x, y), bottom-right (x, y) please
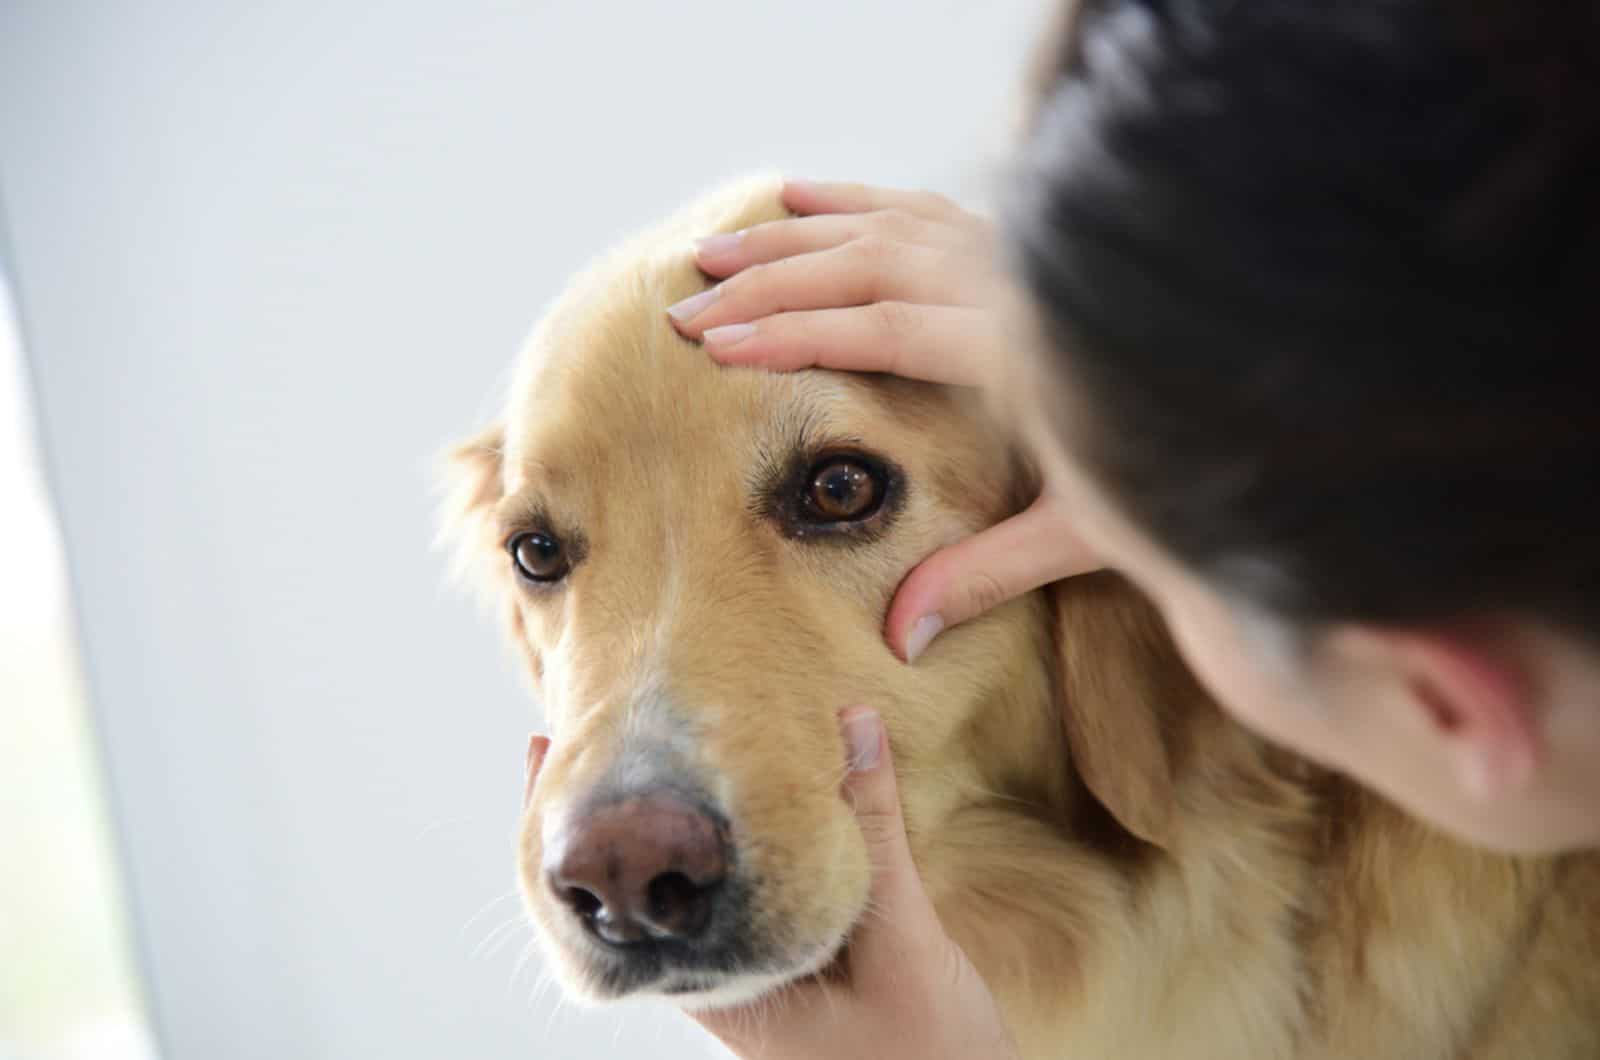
top-left (647, 872), bottom-right (697, 920)
top-left (565, 886), bottom-right (602, 919)
top-left (644, 870), bottom-right (716, 938)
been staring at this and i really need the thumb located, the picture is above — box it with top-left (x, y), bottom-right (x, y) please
top-left (837, 707), bottom-right (947, 985)
top-left (886, 496), bottom-right (1101, 663)
top-left (688, 710), bottom-right (936, 1055)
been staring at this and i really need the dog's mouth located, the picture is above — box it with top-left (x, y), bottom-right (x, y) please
top-left (552, 872), bottom-right (856, 1010)
top-left (576, 931), bottom-right (850, 1010)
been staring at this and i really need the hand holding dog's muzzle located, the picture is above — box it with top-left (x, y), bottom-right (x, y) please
top-left (687, 707), bottom-right (1020, 1060)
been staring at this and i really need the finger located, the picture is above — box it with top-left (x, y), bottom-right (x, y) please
top-left (668, 239), bottom-right (988, 338)
top-left (694, 211), bottom-right (975, 278)
top-left (781, 179), bottom-right (965, 224)
top-left (524, 734), bottom-right (550, 809)
top-left (885, 499), bottom-right (1103, 663)
top-left (700, 304), bottom-right (999, 387)
top-left (835, 707), bottom-right (948, 985)
top-left (693, 711), bottom-right (958, 1056)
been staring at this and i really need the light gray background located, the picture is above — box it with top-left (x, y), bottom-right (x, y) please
top-left (0, 3), bottom-right (1047, 1057)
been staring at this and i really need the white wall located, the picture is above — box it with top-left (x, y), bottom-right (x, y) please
top-left (0, 3), bottom-right (1047, 1058)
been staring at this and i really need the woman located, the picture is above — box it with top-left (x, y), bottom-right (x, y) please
top-left (639, 3), bottom-right (1599, 1056)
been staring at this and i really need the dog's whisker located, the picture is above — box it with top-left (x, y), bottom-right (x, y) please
top-left (460, 887), bottom-right (521, 939)
top-left (543, 984), bottom-right (573, 1039)
top-left (508, 937), bottom-right (539, 996)
top-left (415, 814), bottom-right (488, 842)
top-left (471, 912), bottom-right (530, 961)
top-left (807, 757), bottom-right (854, 786)
top-left (527, 963), bottom-right (558, 1013)
top-left (892, 765), bottom-right (1046, 811)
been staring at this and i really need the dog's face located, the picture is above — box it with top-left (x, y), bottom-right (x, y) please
top-left (444, 181), bottom-right (1174, 1011)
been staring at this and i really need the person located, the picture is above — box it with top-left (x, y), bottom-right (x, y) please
top-left (628, 2), bottom-right (1600, 1056)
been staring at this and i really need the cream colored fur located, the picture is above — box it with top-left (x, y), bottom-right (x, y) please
top-left (442, 178), bottom-right (1600, 1058)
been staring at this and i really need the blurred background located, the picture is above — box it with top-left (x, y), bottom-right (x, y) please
top-left (0, 3), bottom-right (1048, 1058)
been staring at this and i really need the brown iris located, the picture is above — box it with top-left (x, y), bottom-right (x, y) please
top-left (510, 531), bottom-right (570, 583)
top-left (806, 459), bottom-right (883, 522)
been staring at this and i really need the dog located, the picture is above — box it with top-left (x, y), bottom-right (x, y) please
top-left (442, 178), bottom-right (1600, 1058)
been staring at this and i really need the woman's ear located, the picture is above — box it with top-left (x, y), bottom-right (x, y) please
top-left (1050, 572), bottom-right (1198, 849)
top-left (1328, 625), bottom-right (1542, 801)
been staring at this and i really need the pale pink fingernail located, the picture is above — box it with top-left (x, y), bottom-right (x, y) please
top-left (904, 614), bottom-right (945, 664)
top-left (524, 734), bottom-right (550, 809)
top-left (666, 286), bottom-right (720, 323)
top-left (702, 322), bottom-right (756, 347)
top-left (694, 231), bottom-right (744, 258)
top-left (843, 709), bottom-right (883, 772)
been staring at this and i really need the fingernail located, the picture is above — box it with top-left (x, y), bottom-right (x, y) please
top-left (524, 734), bottom-right (549, 809)
top-left (693, 231), bottom-right (744, 258)
top-left (904, 614), bottom-right (945, 664)
top-left (783, 178), bottom-right (818, 197)
top-left (666, 285), bottom-right (720, 323)
top-left (843, 709), bottom-right (883, 773)
top-left (703, 322), bottom-right (756, 348)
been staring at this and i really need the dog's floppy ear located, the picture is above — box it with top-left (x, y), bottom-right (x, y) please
top-left (444, 422), bottom-right (506, 511)
top-left (1050, 572), bottom-right (1191, 849)
top-left (437, 421), bottom-right (507, 583)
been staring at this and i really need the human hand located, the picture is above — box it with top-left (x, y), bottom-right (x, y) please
top-left (688, 707), bottom-right (1020, 1060)
top-left (519, 712), bottom-right (1017, 1060)
top-left (669, 180), bottom-right (1099, 662)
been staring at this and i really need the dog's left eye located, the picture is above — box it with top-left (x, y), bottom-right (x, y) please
top-left (804, 458), bottom-right (884, 523)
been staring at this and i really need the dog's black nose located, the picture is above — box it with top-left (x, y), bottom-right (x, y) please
top-left (544, 791), bottom-right (728, 946)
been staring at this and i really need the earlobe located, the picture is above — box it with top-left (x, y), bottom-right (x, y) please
top-left (1385, 628), bottom-right (1543, 801)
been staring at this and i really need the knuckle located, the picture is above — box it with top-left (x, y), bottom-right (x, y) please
top-left (912, 190), bottom-right (959, 218)
top-left (849, 232), bottom-right (893, 265)
top-left (874, 207), bottom-right (917, 237)
top-left (854, 809), bottom-right (903, 851)
top-left (961, 571), bottom-right (1010, 619)
top-left (719, 262), bottom-right (764, 302)
top-left (871, 299), bottom-right (919, 342)
top-left (845, 236), bottom-right (898, 303)
top-left (742, 218), bottom-right (782, 249)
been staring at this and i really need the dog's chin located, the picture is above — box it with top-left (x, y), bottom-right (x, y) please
top-left (665, 937), bottom-right (848, 1013)
top-left (560, 933), bottom-right (850, 1013)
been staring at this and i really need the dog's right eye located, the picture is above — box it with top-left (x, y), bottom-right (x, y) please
top-left (805, 458), bottom-right (884, 523)
top-left (509, 531), bottom-right (571, 583)
top-left (758, 447), bottom-right (903, 542)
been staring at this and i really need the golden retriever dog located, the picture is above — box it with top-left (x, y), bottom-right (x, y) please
top-left (442, 179), bottom-right (1600, 1058)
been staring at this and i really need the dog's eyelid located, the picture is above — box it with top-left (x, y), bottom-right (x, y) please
top-left (493, 493), bottom-right (557, 543)
top-left (497, 519), bottom-right (537, 552)
top-left (752, 439), bottom-right (906, 542)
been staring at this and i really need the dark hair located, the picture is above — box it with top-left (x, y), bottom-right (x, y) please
top-left (1006, 0), bottom-right (1600, 637)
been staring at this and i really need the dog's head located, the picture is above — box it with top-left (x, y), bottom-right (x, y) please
top-left (442, 179), bottom-right (1183, 1009)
